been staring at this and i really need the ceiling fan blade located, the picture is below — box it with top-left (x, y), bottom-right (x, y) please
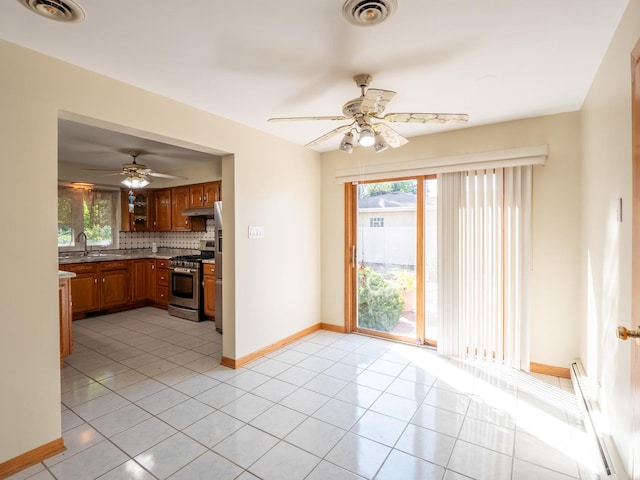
top-left (81, 167), bottom-right (123, 172)
top-left (305, 123), bottom-right (354, 148)
top-left (268, 115), bottom-right (350, 122)
top-left (361, 88), bottom-right (396, 115)
top-left (147, 172), bottom-right (188, 180)
top-left (381, 113), bottom-right (469, 124)
top-left (373, 123), bottom-right (409, 149)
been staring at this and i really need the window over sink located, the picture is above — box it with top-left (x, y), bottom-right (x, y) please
top-left (58, 186), bottom-right (120, 250)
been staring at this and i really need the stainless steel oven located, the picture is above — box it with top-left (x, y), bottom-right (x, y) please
top-left (168, 256), bottom-right (202, 322)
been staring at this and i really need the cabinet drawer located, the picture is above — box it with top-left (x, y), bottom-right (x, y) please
top-left (101, 260), bottom-right (129, 271)
top-left (203, 263), bottom-right (216, 276)
top-left (157, 269), bottom-right (169, 286)
top-left (63, 263), bottom-right (97, 274)
top-left (156, 259), bottom-right (169, 269)
top-left (156, 286), bottom-right (169, 304)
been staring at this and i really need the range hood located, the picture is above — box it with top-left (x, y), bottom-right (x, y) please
top-left (182, 207), bottom-right (215, 217)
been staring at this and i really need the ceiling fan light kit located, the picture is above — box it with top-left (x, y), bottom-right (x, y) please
top-left (268, 73), bottom-right (469, 153)
top-left (121, 174), bottom-right (150, 189)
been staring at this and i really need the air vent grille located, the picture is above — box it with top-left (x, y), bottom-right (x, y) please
top-left (18, 0), bottom-right (86, 23)
top-left (342, 0), bottom-right (398, 27)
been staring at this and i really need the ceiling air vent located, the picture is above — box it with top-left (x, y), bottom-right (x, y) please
top-left (342, 0), bottom-right (398, 27)
top-left (17, 0), bottom-right (86, 23)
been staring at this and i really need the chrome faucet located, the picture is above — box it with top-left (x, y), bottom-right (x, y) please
top-left (76, 231), bottom-right (88, 256)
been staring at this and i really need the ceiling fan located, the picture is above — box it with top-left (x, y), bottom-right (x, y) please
top-left (83, 150), bottom-right (187, 188)
top-left (268, 74), bottom-right (469, 153)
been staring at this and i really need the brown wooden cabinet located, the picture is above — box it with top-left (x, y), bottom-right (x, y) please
top-left (190, 184), bottom-right (205, 208)
top-left (155, 259), bottom-right (170, 306)
top-left (203, 262), bottom-right (216, 318)
top-left (146, 259), bottom-right (157, 302)
top-left (155, 189), bottom-right (172, 231)
top-left (62, 263), bottom-right (99, 313)
top-left (171, 186), bottom-right (191, 231)
top-left (59, 276), bottom-right (73, 366)
top-left (204, 181), bottom-right (221, 206)
top-left (62, 261), bottom-right (130, 315)
top-left (120, 190), bottom-right (156, 232)
top-left (131, 259), bottom-right (147, 304)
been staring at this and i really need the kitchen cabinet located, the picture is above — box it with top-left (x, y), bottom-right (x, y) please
top-left (62, 261), bottom-right (130, 315)
top-left (172, 185), bottom-right (206, 232)
top-left (98, 261), bottom-right (130, 308)
top-left (155, 259), bottom-right (170, 306)
top-left (171, 186), bottom-right (191, 231)
top-left (62, 263), bottom-right (99, 313)
top-left (190, 184), bottom-right (205, 207)
top-left (205, 181), bottom-right (221, 206)
top-left (131, 259), bottom-right (147, 303)
top-left (120, 190), bottom-right (155, 232)
top-left (59, 277), bottom-right (73, 366)
top-left (155, 188), bottom-right (172, 231)
top-left (203, 263), bottom-right (216, 318)
top-left (146, 259), bottom-right (157, 302)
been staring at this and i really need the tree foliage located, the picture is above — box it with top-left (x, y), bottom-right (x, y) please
top-left (358, 266), bottom-right (404, 332)
top-left (358, 181), bottom-right (417, 199)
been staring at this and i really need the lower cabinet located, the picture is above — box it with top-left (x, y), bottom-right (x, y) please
top-left (60, 257), bottom-right (174, 316)
top-left (155, 259), bottom-right (170, 307)
top-left (203, 263), bottom-right (216, 318)
top-left (58, 277), bottom-right (73, 367)
top-left (62, 261), bottom-right (130, 315)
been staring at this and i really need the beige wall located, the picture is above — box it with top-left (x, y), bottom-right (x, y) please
top-left (321, 112), bottom-right (582, 369)
top-left (579, 0), bottom-right (640, 471)
top-left (0, 39), bottom-right (321, 464)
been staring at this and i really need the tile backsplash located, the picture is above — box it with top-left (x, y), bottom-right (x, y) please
top-left (119, 218), bottom-right (216, 250)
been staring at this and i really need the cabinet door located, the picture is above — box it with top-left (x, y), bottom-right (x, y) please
top-left (172, 186), bottom-right (191, 231)
top-left (190, 184), bottom-right (204, 208)
top-left (155, 189), bottom-right (172, 231)
top-left (69, 273), bottom-right (99, 313)
top-left (101, 269), bottom-right (129, 308)
top-left (203, 274), bottom-right (216, 317)
top-left (146, 260), bottom-right (157, 302)
top-left (132, 191), bottom-right (155, 232)
top-left (131, 260), bottom-right (146, 303)
top-left (59, 278), bottom-right (73, 362)
top-left (203, 181), bottom-right (220, 206)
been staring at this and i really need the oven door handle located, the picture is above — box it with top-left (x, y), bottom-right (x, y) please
top-left (170, 267), bottom-right (198, 274)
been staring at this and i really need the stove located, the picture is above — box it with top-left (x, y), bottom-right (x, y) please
top-left (167, 241), bottom-right (215, 322)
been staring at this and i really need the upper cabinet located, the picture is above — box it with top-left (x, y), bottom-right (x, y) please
top-left (120, 181), bottom-right (217, 232)
top-left (154, 189), bottom-right (172, 231)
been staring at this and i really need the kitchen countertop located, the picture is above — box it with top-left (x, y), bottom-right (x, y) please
top-left (58, 270), bottom-right (77, 279)
top-left (58, 248), bottom-right (200, 265)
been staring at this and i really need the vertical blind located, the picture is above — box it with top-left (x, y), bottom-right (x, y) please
top-left (437, 166), bottom-right (531, 370)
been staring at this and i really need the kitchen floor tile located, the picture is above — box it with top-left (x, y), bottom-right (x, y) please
top-left (135, 432), bottom-right (207, 479)
top-left (167, 451), bottom-right (243, 480)
top-left (49, 441), bottom-right (128, 480)
top-left (325, 432), bottom-right (391, 479)
top-left (275, 365), bottom-right (318, 386)
top-left (97, 460), bottom-right (155, 479)
top-left (249, 403), bottom-right (307, 438)
top-left (156, 397), bottom-right (215, 430)
top-left (110, 417), bottom-right (177, 457)
top-left (306, 460), bottom-right (365, 480)
top-left (376, 449), bottom-right (446, 480)
top-left (172, 373), bottom-right (220, 396)
top-left (219, 392), bottom-right (274, 422)
top-left (284, 417), bottom-right (347, 457)
top-left (44, 424), bottom-right (105, 467)
top-left (312, 398), bottom-right (366, 430)
top-left (183, 410), bottom-right (245, 448)
top-left (395, 423), bottom-right (456, 467)
top-left (279, 387), bottom-right (331, 415)
top-left (350, 410), bottom-right (406, 447)
top-left (251, 377), bottom-right (298, 402)
top-left (213, 425), bottom-right (279, 468)
top-left (447, 439), bottom-right (513, 480)
top-left (71, 391), bottom-right (131, 421)
top-left (135, 387), bottom-right (189, 415)
top-left (249, 441), bottom-right (320, 480)
top-left (89, 403), bottom-right (151, 437)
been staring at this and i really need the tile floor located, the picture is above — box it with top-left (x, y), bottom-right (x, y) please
top-left (10, 307), bottom-right (603, 480)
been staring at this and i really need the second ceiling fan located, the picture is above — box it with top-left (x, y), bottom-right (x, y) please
top-left (268, 74), bottom-right (469, 153)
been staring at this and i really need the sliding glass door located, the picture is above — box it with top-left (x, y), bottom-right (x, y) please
top-left (347, 177), bottom-right (437, 345)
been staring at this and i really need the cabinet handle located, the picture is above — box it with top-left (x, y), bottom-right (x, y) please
top-left (102, 277), bottom-right (106, 283)
top-left (203, 195), bottom-right (207, 201)
top-left (152, 264), bottom-right (155, 270)
top-left (94, 278), bottom-right (98, 284)
top-left (185, 220), bottom-right (188, 225)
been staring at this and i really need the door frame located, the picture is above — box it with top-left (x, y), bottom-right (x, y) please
top-left (343, 177), bottom-right (429, 344)
top-left (629, 36), bottom-right (640, 479)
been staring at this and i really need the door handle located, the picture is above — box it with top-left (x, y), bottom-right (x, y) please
top-left (616, 326), bottom-right (640, 340)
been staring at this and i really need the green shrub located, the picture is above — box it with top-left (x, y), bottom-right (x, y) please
top-left (358, 266), bottom-right (405, 332)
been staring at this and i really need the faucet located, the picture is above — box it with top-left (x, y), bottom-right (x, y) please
top-left (76, 231), bottom-right (88, 256)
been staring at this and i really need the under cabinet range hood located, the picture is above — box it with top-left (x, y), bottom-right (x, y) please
top-left (182, 207), bottom-right (215, 217)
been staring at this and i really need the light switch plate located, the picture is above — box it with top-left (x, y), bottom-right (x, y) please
top-left (248, 225), bottom-right (264, 239)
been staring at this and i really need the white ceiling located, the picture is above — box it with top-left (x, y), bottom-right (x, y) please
top-left (0, 0), bottom-right (630, 164)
